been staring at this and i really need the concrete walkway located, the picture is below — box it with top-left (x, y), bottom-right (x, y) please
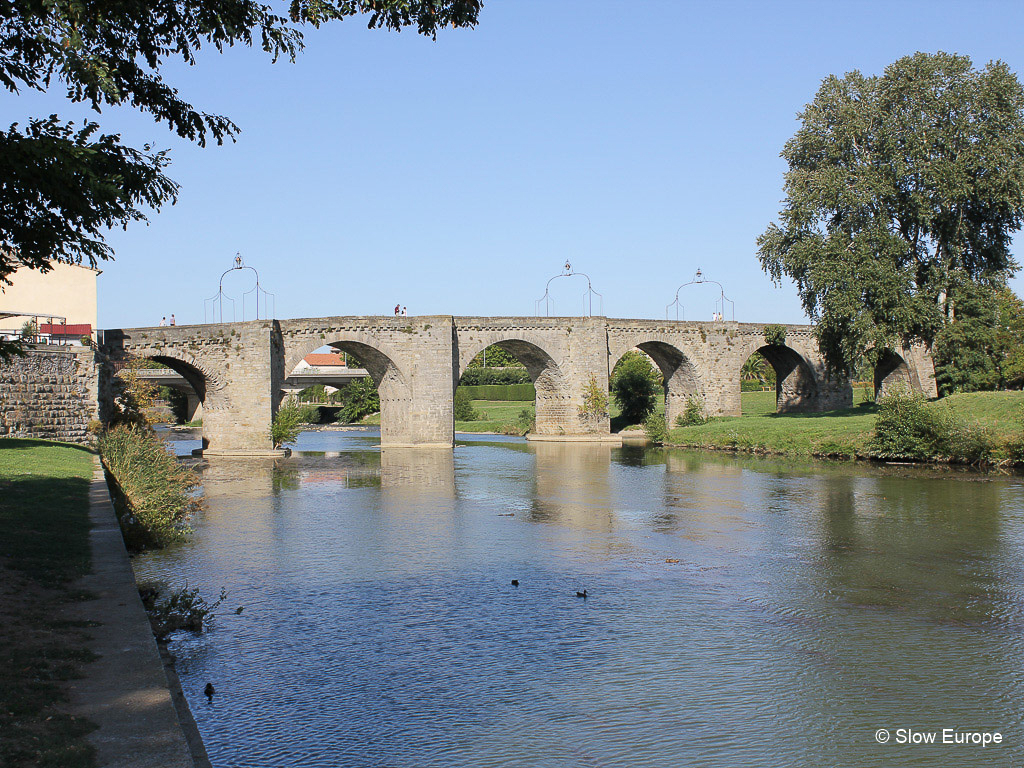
top-left (62, 462), bottom-right (209, 768)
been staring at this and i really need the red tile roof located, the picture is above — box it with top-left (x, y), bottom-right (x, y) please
top-left (303, 353), bottom-right (347, 367)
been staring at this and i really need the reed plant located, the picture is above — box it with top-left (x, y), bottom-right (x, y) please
top-left (98, 426), bottom-right (199, 550)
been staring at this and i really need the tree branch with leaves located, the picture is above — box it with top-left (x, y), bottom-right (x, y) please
top-left (1, 0), bottom-right (483, 358)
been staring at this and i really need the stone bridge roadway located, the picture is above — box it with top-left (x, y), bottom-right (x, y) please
top-left (101, 316), bottom-right (936, 453)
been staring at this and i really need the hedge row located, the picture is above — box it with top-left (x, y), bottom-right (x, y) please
top-left (459, 367), bottom-right (531, 386)
top-left (458, 383), bottom-right (536, 401)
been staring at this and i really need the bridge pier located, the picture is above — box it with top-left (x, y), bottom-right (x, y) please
top-left (185, 393), bottom-right (202, 423)
top-left (278, 317), bottom-right (455, 449)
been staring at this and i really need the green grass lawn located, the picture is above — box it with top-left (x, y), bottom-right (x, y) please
top-left (669, 390), bottom-right (1024, 459)
top-left (354, 389), bottom-right (1024, 462)
top-left (0, 438), bottom-right (98, 768)
top-left (457, 400), bottom-right (535, 433)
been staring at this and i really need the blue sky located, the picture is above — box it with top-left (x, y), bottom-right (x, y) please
top-left (11, 0), bottom-right (1024, 327)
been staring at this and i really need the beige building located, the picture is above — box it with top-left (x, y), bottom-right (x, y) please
top-left (0, 262), bottom-right (100, 344)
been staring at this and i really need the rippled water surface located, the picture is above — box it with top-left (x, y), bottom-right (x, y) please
top-left (137, 429), bottom-right (1024, 767)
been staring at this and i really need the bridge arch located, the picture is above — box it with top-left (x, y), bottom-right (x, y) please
top-left (874, 349), bottom-right (912, 399)
top-left (111, 351), bottom-right (222, 445)
top-left (283, 333), bottom-right (410, 443)
top-left (733, 337), bottom-right (820, 414)
top-left (608, 340), bottom-right (703, 428)
top-left (148, 355), bottom-right (209, 404)
top-left (456, 337), bottom-right (571, 436)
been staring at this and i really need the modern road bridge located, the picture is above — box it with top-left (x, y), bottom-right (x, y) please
top-left (101, 316), bottom-right (936, 454)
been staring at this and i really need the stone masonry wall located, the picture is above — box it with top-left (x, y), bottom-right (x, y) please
top-left (0, 346), bottom-right (99, 444)
top-left (101, 318), bottom-right (938, 450)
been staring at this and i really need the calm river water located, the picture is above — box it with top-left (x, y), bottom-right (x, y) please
top-left (138, 429), bottom-right (1024, 767)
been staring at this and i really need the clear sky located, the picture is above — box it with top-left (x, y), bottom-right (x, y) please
top-left (11, 0), bottom-right (1024, 327)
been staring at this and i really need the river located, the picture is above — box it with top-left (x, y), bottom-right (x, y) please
top-left (136, 428), bottom-right (1024, 767)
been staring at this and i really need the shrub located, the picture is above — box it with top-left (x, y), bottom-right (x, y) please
top-left (868, 388), bottom-right (993, 463)
top-left (517, 408), bottom-right (535, 434)
top-left (579, 374), bottom-right (609, 422)
top-left (336, 377), bottom-right (380, 423)
top-left (270, 402), bottom-right (305, 447)
top-left (610, 351), bottom-right (661, 425)
top-left (453, 388), bottom-right (478, 421)
top-left (643, 413), bottom-right (668, 444)
top-left (763, 324), bottom-right (787, 346)
top-left (296, 404), bottom-right (321, 424)
top-left (676, 395), bottom-right (708, 426)
top-left (98, 426), bottom-right (200, 550)
top-left (141, 583), bottom-right (226, 641)
top-left (868, 390), bottom-right (944, 460)
top-left (111, 357), bottom-right (161, 428)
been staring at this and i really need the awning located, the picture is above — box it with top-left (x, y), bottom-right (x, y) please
top-left (40, 323), bottom-right (92, 335)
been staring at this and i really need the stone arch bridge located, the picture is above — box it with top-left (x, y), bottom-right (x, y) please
top-left (101, 316), bottom-right (936, 453)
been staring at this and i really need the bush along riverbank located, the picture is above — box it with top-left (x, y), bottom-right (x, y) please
top-left (664, 390), bottom-right (1024, 467)
top-left (98, 426), bottom-right (200, 551)
top-left (0, 438), bottom-right (98, 768)
top-left (96, 423), bottom-right (228, 646)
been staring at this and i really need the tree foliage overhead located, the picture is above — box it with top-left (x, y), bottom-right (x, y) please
top-left (758, 52), bottom-right (1024, 376)
top-left (1, 0), bottom-right (482, 356)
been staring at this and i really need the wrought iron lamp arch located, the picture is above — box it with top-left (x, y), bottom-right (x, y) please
top-left (204, 254), bottom-right (276, 324)
top-left (535, 261), bottom-right (604, 317)
top-left (666, 268), bottom-right (735, 321)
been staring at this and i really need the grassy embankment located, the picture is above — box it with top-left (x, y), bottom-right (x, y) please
top-left (349, 387), bottom-right (1024, 463)
top-left (669, 390), bottom-right (1024, 460)
top-left (0, 439), bottom-right (98, 768)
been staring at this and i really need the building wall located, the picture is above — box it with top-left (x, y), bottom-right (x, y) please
top-left (0, 346), bottom-right (100, 444)
top-left (0, 262), bottom-right (100, 339)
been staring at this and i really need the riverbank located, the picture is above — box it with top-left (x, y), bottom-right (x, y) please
top-left (0, 439), bottom-right (97, 767)
top-left (0, 438), bottom-right (205, 767)
top-left (665, 390), bottom-right (1024, 462)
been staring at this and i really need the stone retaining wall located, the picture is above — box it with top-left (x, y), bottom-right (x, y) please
top-left (0, 345), bottom-right (99, 444)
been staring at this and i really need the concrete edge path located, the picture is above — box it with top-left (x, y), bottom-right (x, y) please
top-left (62, 460), bottom-right (211, 768)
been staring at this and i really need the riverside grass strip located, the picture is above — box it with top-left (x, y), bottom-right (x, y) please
top-left (456, 400), bottom-right (535, 433)
top-left (668, 390), bottom-right (1024, 461)
top-left (0, 438), bottom-right (98, 768)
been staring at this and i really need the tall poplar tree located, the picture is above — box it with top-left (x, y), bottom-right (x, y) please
top-left (758, 52), bottom-right (1024, 376)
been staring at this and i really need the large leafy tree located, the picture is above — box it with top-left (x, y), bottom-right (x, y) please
top-left (932, 284), bottom-right (1024, 394)
top-left (758, 52), bottom-right (1024, 376)
top-left (1, 0), bottom-right (481, 357)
